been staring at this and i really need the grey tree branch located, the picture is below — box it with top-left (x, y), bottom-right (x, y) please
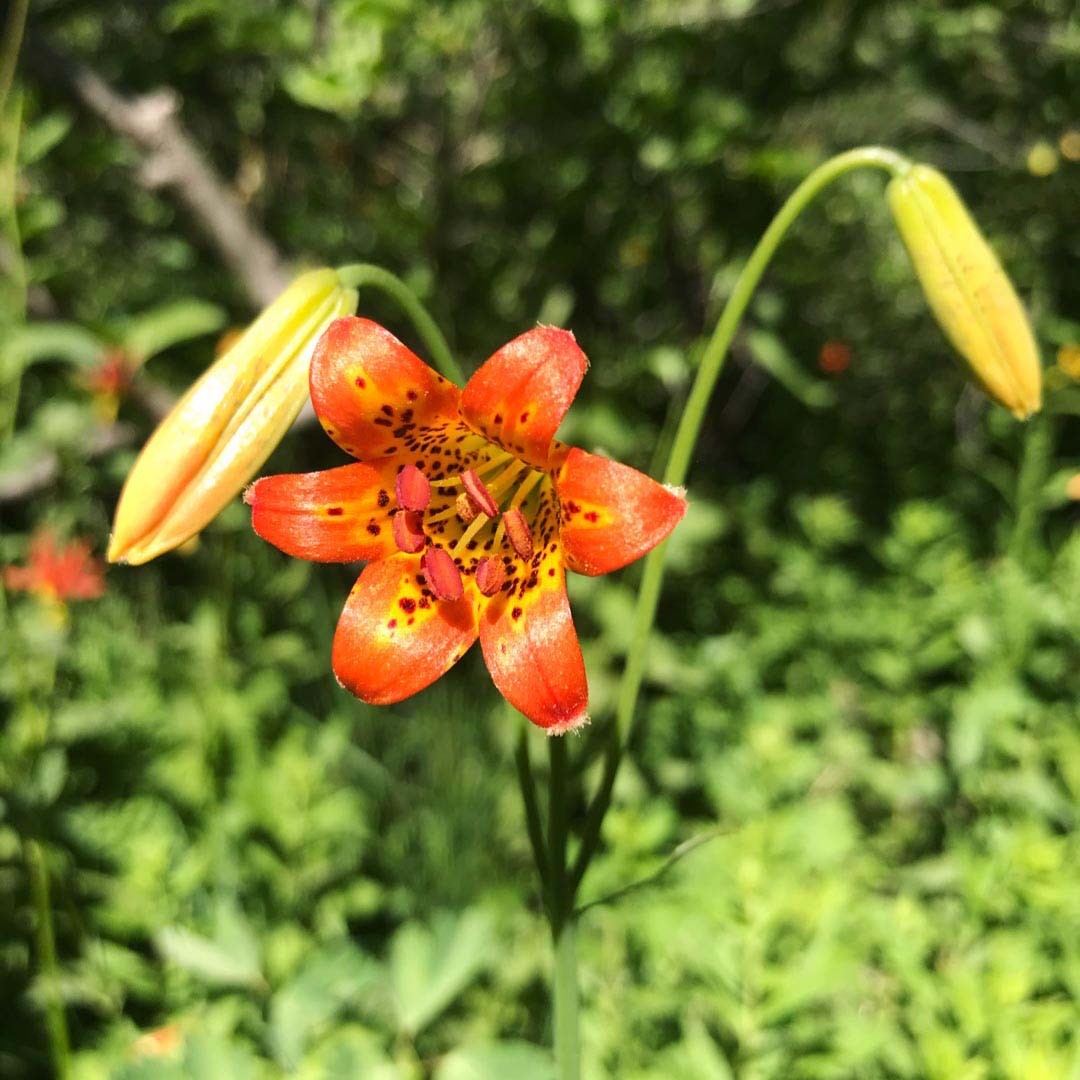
top-left (26, 38), bottom-right (291, 307)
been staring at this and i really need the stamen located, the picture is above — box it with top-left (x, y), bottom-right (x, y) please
top-left (493, 469), bottom-right (545, 549)
top-left (395, 464), bottom-right (431, 512)
top-left (392, 510), bottom-right (426, 554)
top-left (421, 547), bottom-right (464, 601)
top-left (503, 507), bottom-right (534, 560)
top-left (475, 557), bottom-right (506, 597)
top-left (452, 511), bottom-right (489, 557)
top-left (461, 468), bottom-right (499, 517)
top-left (430, 454), bottom-right (509, 490)
top-left (456, 492), bottom-right (479, 523)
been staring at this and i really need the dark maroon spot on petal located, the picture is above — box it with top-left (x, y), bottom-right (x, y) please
top-left (355, 377), bottom-right (366, 388)
top-left (327, 507), bottom-right (344, 517)
top-left (520, 411), bottom-right (529, 423)
top-left (381, 404), bottom-right (394, 416)
top-left (421, 547), bottom-right (464, 602)
top-left (493, 413), bottom-right (503, 424)
top-left (367, 523), bottom-right (381, 536)
top-left (511, 606), bottom-right (523, 620)
top-left (399, 597), bottom-right (416, 614)
top-left (584, 510), bottom-right (599, 523)
top-left (374, 417), bottom-right (393, 427)
top-left (377, 490), bottom-right (390, 508)
top-left (406, 389), bottom-right (418, 401)
top-left (548, 567), bottom-right (556, 577)
top-left (392, 510), bottom-right (426, 554)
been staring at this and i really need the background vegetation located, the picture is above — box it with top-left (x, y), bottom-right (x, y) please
top-left (3, 1), bottom-right (1080, 1076)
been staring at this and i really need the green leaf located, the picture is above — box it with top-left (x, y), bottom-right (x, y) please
top-left (5, 322), bottom-right (104, 372)
top-left (268, 943), bottom-right (380, 1068)
top-left (433, 1041), bottom-right (556, 1080)
top-left (390, 908), bottom-right (493, 1037)
top-left (122, 300), bottom-right (227, 362)
top-left (155, 900), bottom-right (263, 990)
top-left (746, 329), bottom-right (837, 409)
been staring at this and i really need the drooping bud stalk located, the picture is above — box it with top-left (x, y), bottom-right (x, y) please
top-left (502, 507), bottom-right (534, 560)
top-left (421, 547), bottom-right (464, 601)
top-left (392, 509), bottom-right (426, 554)
top-left (475, 556), bottom-right (506, 597)
top-left (108, 269), bottom-right (358, 564)
top-left (886, 164), bottom-right (1042, 420)
top-left (461, 468), bottom-right (499, 518)
top-left (395, 463), bottom-right (431, 512)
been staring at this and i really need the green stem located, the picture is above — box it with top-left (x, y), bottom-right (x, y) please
top-left (571, 146), bottom-right (911, 890)
top-left (1008, 413), bottom-right (1053, 572)
top-left (334, 263), bottom-right (464, 384)
top-left (0, 0), bottom-right (28, 113)
top-left (552, 917), bottom-right (580, 1080)
top-left (515, 723), bottom-right (550, 893)
top-left (25, 839), bottom-right (70, 1079)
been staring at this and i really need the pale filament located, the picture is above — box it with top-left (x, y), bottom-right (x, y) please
top-left (429, 451), bottom-right (510, 490)
top-left (493, 469), bottom-right (545, 549)
top-left (424, 459), bottom-right (527, 525)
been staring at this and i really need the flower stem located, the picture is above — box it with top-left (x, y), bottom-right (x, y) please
top-left (25, 839), bottom-right (70, 1079)
top-left (1008, 413), bottom-right (1053, 572)
top-left (572, 146), bottom-right (911, 890)
top-left (552, 916), bottom-right (580, 1080)
top-left (0, 0), bottom-right (28, 113)
top-left (334, 263), bottom-right (464, 384)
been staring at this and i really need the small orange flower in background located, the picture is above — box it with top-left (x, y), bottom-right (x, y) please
top-left (245, 319), bottom-right (687, 733)
top-left (818, 340), bottom-right (852, 375)
top-left (130, 1023), bottom-right (183, 1059)
top-left (3, 530), bottom-right (106, 604)
top-left (82, 348), bottom-right (135, 422)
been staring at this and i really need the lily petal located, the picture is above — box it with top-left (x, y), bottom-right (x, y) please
top-left (333, 553), bottom-right (478, 704)
top-left (245, 463), bottom-right (398, 563)
top-left (310, 317), bottom-right (460, 461)
top-left (479, 563), bottom-right (588, 732)
top-left (556, 447), bottom-right (687, 576)
top-left (461, 326), bottom-right (588, 469)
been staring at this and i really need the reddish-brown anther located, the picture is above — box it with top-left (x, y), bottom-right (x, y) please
top-left (395, 463), bottom-right (431, 512)
top-left (461, 468), bottom-right (499, 517)
top-left (503, 507), bottom-right (534, 560)
top-left (421, 547), bottom-right (464, 601)
top-left (392, 509), bottom-right (426, 554)
top-left (475, 556), bottom-right (507, 597)
top-left (456, 491), bottom-right (480, 523)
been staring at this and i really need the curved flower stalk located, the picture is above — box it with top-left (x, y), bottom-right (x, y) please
top-left (887, 164), bottom-right (1042, 419)
top-left (245, 317), bottom-right (687, 731)
top-left (108, 269), bottom-right (358, 565)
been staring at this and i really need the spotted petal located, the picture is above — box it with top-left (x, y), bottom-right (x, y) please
top-left (333, 553), bottom-right (478, 705)
top-left (245, 463), bottom-right (398, 563)
top-left (461, 326), bottom-right (588, 469)
top-left (555, 448), bottom-right (687, 576)
top-left (479, 563), bottom-right (588, 732)
top-left (310, 317), bottom-right (460, 461)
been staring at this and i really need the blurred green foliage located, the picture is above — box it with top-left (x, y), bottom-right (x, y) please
top-left (3, 0), bottom-right (1080, 1076)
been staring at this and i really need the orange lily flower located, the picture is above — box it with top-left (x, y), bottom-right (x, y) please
top-left (245, 318), bottom-right (687, 732)
top-left (4, 530), bottom-right (106, 604)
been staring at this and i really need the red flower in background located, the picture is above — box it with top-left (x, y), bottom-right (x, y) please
top-left (246, 318), bottom-right (686, 732)
top-left (818, 340), bottom-right (852, 375)
top-left (4, 530), bottom-right (106, 603)
top-left (82, 348), bottom-right (135, 421)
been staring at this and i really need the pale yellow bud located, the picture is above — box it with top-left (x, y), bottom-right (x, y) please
top-left (887, 164), bottom-right (1042, 420)
top-left (108, 269), bottom-right (357, 564)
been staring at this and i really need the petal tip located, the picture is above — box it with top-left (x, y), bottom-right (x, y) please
top-left (545, 709), bottom-right (590, 736)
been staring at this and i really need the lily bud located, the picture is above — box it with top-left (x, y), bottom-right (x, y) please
top-left (887, 164), bottom-right (1042, 420)
top-left (108, 269), bottom-right (357, 564)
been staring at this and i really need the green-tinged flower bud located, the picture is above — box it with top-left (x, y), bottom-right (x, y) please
top-left (887, 164), bottom-right (1042, 420)
top-left (108, 269), bottom-right (357, 565)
